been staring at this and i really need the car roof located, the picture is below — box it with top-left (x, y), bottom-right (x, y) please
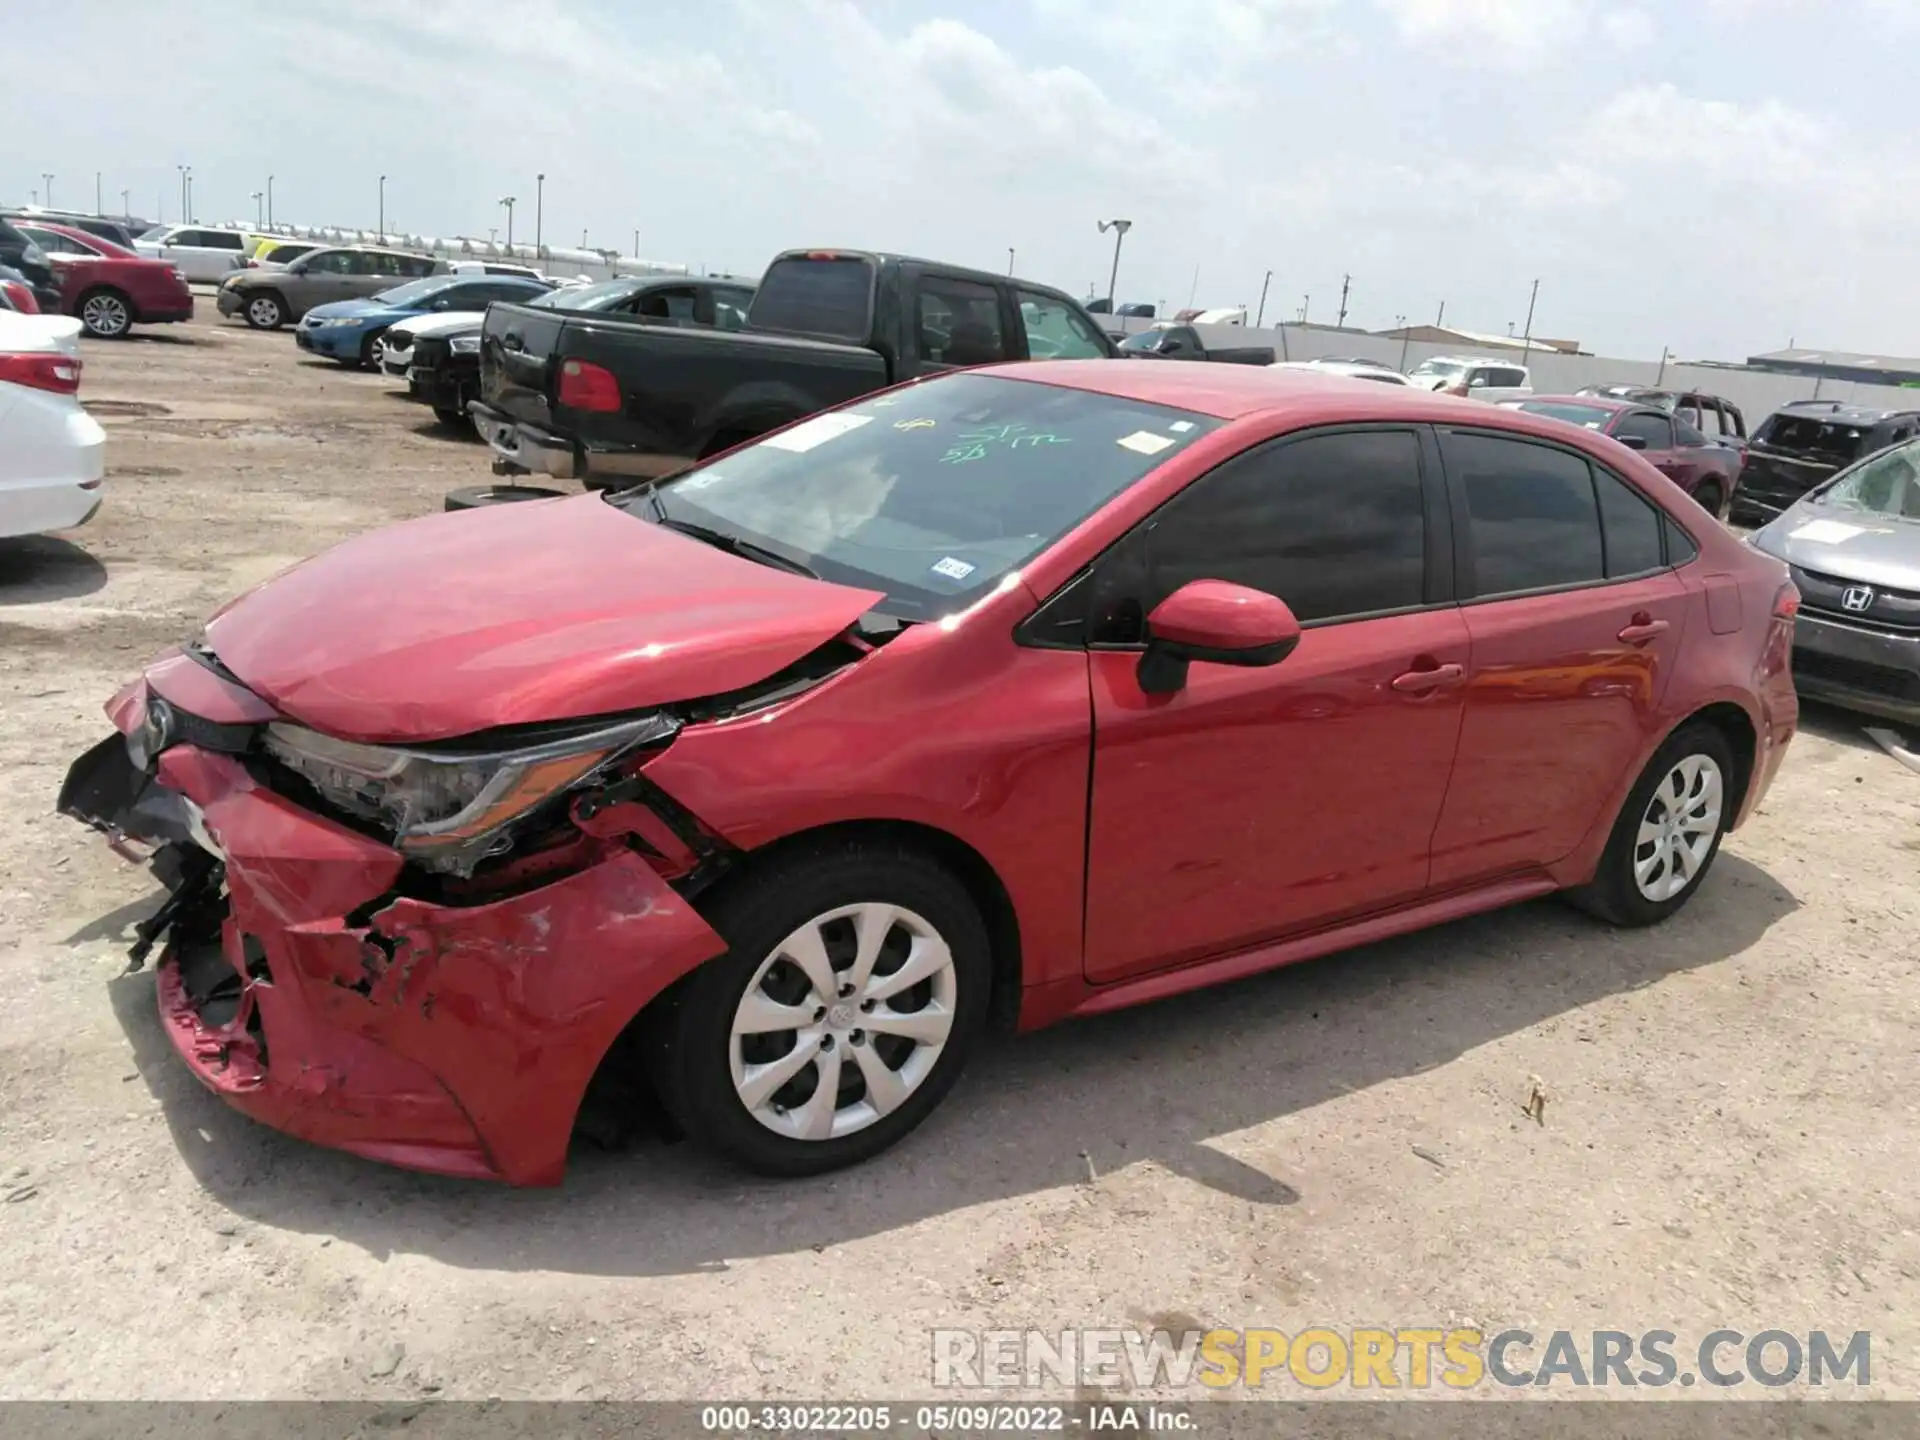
top-left (1523, 393), bottom-right (1634, 413)
top-left (767, 247), bottom-right (1076, 299)
top-left (982, 359), bottom-right (1591, 429)
top-left (1774, 400), bottom-right (1920, 424)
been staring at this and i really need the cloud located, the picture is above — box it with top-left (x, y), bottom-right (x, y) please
top-left (1377, 0), bottom-right (1605, 65)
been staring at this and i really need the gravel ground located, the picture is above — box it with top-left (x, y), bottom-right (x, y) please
top-left (0, 304), bottom-right (1916, 1404)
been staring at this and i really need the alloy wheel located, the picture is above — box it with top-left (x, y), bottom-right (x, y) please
top-left (82, 293), bottom-right (130, 338)
top-left (729, 902), bottom-right (959, 1142)
top-left (247, 296), bottom-right (282, 329)
top-left (1632, 754), bottom-right (1724, 902)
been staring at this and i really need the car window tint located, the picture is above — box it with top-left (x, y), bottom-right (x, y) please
top-left (1664, 516), bottom-right (1698, 564)
top-left (1675, 418), bottom-right (1708, 447)
top-left (635, 286), bottom-right (699, 321)
top-left (305, 250), bottom-right (352, 273)
top-left (915, 275), bottom-right (1010, 367)
top-left (210, 232), bottom-right (246, 249)
top-left (1017, 289), bottom-right (1109, 359)
top-left (1493, 368), bottom-right (1527, 388)
top-left (21, 227), bottom-right (89, 255)
top-left (1141, 429), bottom-right (1428, 626)
top-left (1615, 411), bottom-right (1674, 450)
top-left (1594, 467), bottom-right (1665, 577)
top-left (1448, 431), bottom-right (1605, 597)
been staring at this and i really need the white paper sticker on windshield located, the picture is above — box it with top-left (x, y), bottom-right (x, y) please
top-left (931, 556), bottom-right (976, 581)
top-left (1168, 420), bottom-right (1195, 432)
top-left (761, 413), bottom-right (874, 453)
top-left (1118, 430), bottom-right (1175, 456)
top-left (1787, 519), bottom-right (1866, 545)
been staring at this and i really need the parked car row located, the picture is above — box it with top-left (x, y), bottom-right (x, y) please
top-left (7, 220), bottom-right (194, 338)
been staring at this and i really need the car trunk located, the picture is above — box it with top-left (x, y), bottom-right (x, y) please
top-left (1739, 416), bottom-right (1875, 514)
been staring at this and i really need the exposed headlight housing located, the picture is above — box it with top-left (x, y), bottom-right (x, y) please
top-left (449, 334), bottom-right (481, 354)
top-left (262, 713), bottom-right (677, 874)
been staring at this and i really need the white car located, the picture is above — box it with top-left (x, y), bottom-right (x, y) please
top-left (379, 309), bottom-right (482, 379)
top-left (0, 311), bottom-right (105, 539)
top-left (133, 225), bottom-right (255, 283)
top-left (1407, 354), bottom-right (1533, 401)
top-left (1270, 359), bottom-right (1413, 385)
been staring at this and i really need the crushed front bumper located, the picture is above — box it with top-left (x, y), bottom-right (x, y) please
top-left (59, 704), bottom-right (727, 1186)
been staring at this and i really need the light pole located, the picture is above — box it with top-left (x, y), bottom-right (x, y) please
top-left (41, 173), bottom-right (53, 209)
top-left (632, 228), bottom-right (639, 258)
top-left (1007, 247), bottom-right (1015, 276)
top-left (378, 175), bottom-right (386, 238)
top-left (1396, 314), bottom-right (1411, 371)
top-left (580, 227), bottom-right (588, 248)
top-left (498, 196), bottom-right (516, 249)
top-left (95, 172), bottom-right (102, 215)
top-left (250, 191), bottom-right (264, 228)
top-left (1519, 278), bottom-right (1540, 361)
top-left (266, 175), bottom-right (274, 228)
top-left (1255, 269), bottom-right (1272, 328)
top-left (1096, 218), bottom-right (1131, 311)
top-left (535, 173), bottom-right (545, 251)
top-left (120, 189), bottom-right (130, 222)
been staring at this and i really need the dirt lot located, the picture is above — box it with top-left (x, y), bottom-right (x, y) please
top-left (0, 305), bottom-right (1916, 1403)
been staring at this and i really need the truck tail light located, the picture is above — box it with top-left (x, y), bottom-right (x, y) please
top-left (558, 358), bottom-right (621, 413)
top-left (0, 279), bottom-right (38, 313)
top-left (0, 351), bottom-right (82, 395)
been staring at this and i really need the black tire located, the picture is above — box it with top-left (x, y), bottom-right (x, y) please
top-left (78, 288), bottom-right (134, 339)
top-left (648, 842), bottom-right (993, 1177)
top-left (242, 292), bottom-right (286, 330)
top-left (433, 406), bottom-right (471, 431)
top-left (1694, 479), bottom-right (1725, 521)
top-left (1566, 721), bottom-right (1736, 927)
top-left (443, 483), bottom-right (566, 511)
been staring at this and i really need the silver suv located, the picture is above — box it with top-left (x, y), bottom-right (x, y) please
top-left (216, 246), bottom-right (448, 330)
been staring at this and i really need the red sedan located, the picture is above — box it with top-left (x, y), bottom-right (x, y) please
top-left (1502, 393), bottom-right (1745, 521)
top-left (11, 220), bottom-right (193, 339)
top-left (59, 363), bottom-right (1799, 1183)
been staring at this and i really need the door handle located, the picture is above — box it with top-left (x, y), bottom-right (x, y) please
top-left (1391, 662), bottom-right (1464, 693)
top-left (1618, 618), bottom-right (1670, 644)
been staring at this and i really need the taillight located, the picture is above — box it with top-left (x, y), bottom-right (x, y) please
top-left (1772, 581), bottom-right (1800, 619)
top-left (0, 351), bottom-right (82, 395)
top-left (0, 280), bottom-right (38, 313)
top-left (557, 358), bottom-right (620, 413)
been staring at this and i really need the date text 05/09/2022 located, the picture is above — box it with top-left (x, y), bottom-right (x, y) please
top-left (698, 1402), bottom-right (1194, 1433)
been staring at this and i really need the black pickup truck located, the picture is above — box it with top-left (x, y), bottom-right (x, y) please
top-left (1116, 323), bottom-right (1276, 366)
top-left (471, 248), bottom-right (1118, 489)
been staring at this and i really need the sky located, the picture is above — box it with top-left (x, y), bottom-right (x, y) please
top-left (5, 0), bottom-right (1916, 362)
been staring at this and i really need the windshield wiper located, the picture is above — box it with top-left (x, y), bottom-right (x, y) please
top-left (652, 511), bottom-right (818, 578)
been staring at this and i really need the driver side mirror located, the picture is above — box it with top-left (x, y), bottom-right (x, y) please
top-left (287, 261), bottom-right (308, 276)
top-left (1615, 434), bottom-right (1648, 451)
top-left (1137, 580), bottom-right (1302, 695)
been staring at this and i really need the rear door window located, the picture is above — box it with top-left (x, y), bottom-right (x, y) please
top-left (1755, 414), bottom-right (1871, 462)
top-left (208, 231), bottom-right (247, 250)
top-left (746, 255), bottom-right (874, 340)
top-left (1594, 467), bottom-right (1666, 577)
top-left (1444, 431), bottom-right (1606, 598)
top-left (914, 275), bottom-right (1010, 368)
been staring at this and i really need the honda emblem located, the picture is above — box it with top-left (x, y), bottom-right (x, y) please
top-left (1841, 585), bottom-right (1875, 613)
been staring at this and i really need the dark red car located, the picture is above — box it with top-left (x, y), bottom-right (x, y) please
top-left (12, 220), bottom-right (193, 339)
top-left (1503, 394), bottom-right (1744, 521)
top-left (60, 364), bottom-right (1800, 1184)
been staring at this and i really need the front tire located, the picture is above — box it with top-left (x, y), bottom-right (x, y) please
top-left (1568, 722), bottom-right (1735, 927)
top-left (650, 843), bottom-right (992, 1176)
top-left (359, 329), bottom-right (389, 371)
top-left (243, 292), bottom-right (286, 330)
top-left (79, 288), bottom-right (133, 339)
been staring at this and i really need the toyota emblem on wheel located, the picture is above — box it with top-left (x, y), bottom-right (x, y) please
top-left (1841, 585), bottom-right (1874, 612)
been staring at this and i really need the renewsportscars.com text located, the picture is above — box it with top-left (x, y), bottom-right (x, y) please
top-left (932, 1327), bottom-right (1872, 1390)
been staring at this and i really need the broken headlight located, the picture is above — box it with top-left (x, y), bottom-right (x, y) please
top-left (261, 713), bottom-right (677, 871)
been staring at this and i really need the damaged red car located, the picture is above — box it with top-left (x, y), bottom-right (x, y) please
top-left (60, 363), bottom-right (1799, 1185)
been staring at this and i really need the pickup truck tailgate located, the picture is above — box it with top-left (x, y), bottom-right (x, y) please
top-left (480, 303), bottom-right (567, 426)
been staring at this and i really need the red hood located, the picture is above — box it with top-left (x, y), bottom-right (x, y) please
top-left (201, 494), bottom-right (883, 743)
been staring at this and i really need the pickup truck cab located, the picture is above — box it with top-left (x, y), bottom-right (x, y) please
top-left (472, 249), bottom-right (1115, 489)
top-left (1117, 323), bottom-right (1275, 366)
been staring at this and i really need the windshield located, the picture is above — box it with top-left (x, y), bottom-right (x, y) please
top-left (1118, 330), bottom-right (1168, 352)
top-left (538, 278), bottom-right (643, 311)
top-left (372, 275), bottom-right (458, 307)
top-left (617, 373), bottom-right (1223, 619)
top-left (747, 255), bottom-right (873, 340)
top-left (1515, 401), bottom-right (1614, 430)
top-left (1411, 359), bottom-right (1468, 377)
top-left (1754, 414), bottom-right (1872, 463)
top-left (1814, 438), bottom-right (1920, 519)
top-left (138, 224), bottom-right (169, 241)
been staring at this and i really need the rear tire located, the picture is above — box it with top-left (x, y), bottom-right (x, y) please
top-left (79, 288), bottom-right (133, 339)
top-left (444, 483), bottom-right (566, 511)
top-left (1694, 479), bottom-right (1726, 522)
top-left (1566, 721), bottom-right (1735, 927)
top-left (648, 843), bottom-right (993, 1177)
top-left (433, 406), bottom-right (471, 431)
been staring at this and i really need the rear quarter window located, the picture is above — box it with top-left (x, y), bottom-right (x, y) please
top-left (747, 256), bottom-right (875, 340)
